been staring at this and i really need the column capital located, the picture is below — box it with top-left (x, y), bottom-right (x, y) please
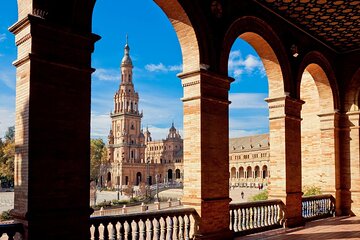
top-left (178, 68), bottom-right (234, 89)
top-left (179, 69), bottom-right (233, 105)
top-left (265, 95), bottom-right (304, 120)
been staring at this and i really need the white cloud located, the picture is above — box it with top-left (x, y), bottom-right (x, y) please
top-left (228, 50), bottom-right (265, 79)
top-left (0, 68), bottom-right (16, 90)
top-left (93, 68), bottom-right (120, 81)
top-left (229, 93), bottom-right (268, 109)
top-left (229, 129), bottom-right (264, 138)
top-left (0, 33), bottom-right (6, 42)
top-left (229, 116), bottom-right (269, 138)
top-left (145, 63), bottom-right (182, 73)
top-left (90, 112), bottom-right (111, 140)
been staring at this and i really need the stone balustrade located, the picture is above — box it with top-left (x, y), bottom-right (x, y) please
top-left (229, 199), bottom-right (285, 236)
top-left (89, 207), bottom-right (198, 240)
top-left (0, 222), bottom-right (23, 240)
top-left (302, 194), bottom-right (335, 221)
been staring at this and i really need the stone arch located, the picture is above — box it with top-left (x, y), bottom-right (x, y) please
top-left (297, 51), bottom-right (339, 112)
top-left (298, 52), bottom-right (339, 196)
top-left (153, 0), bottom-right (200, 72)
top-left (221, 16), bottom-right (291, 98)
top-left (345, 68), bottom-right (360, 112)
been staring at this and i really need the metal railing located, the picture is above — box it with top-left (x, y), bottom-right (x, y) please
top-left (89, 207), bottom-right (198, 240)
top-left (302, 194), bottom-right (335, 221)
top-left (0, 222), bottom-right (23, 240)
top-left (229, 199), bottom-right (285, 236)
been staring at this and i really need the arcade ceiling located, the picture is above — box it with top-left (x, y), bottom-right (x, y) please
top-left (255, 0), bottom-right (360, 53)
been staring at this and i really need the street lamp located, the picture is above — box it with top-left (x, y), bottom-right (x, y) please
top-left (117, 161), bottom-right (120, 200)
top-left (155, 174), bottom-right (159, 202)
top-left (146, 158), bottom-right (150, 199)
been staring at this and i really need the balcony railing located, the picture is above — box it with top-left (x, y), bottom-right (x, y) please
top-left (229, 199), bottom-right (285, 237)
top-left (302, 194), bottom-right (335, 221)
top-left (89, 207), bottom-right (198, 240)
top-left (0, 222), bottom-right (23, 240)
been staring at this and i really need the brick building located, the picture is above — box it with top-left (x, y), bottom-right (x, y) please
top-left (101, 39), bottom-right (184, 188)
top-left (229, 134), bottom-right (270, 188)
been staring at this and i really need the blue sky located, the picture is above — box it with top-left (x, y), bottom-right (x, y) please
top-left (0, 1), bottom-right (269, 141)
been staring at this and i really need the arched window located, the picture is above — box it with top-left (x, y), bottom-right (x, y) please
top-left (239, 167), bottom-right (244, 178)
top-left (230, 167), bottom-right (236, 179)
top-left (246, 166), bottom-right (252, 178)
top-left (168, 169), bottom-right (173, 181)
top-left (136, 172), bottom-right (142, 185)
top-left (175, 169), bottom-right (181, 179)
top-left (262, 165), bottom-right (268, 179)
top-left (254, 166), bottom-right (260, 178)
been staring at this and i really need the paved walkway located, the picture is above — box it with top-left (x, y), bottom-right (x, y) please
top-left (238, 216), bottom-right (360, 240)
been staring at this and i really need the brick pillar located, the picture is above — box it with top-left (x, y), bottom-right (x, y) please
top-left (9, 15), bottom-right (99, 239)
top-left (318, 112), bottom-right (342, 214)
top-left (178, 69), bottom-right (233, 240)
top-left (266, 96), bottom-right (304, 227)
top-left (347, 111), bottom-right (360, 215)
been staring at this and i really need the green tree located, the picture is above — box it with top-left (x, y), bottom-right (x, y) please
top-left (4, 126), bottom-right (14, 142)
top-left (0, 126), bottom-right (15, 185)
top-left (90, 138), bottom-right (107, 182)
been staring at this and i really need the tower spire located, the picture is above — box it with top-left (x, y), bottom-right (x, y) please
top-left (121, 34), bottom-right (132, 67)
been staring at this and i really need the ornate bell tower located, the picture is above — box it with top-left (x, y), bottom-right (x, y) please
top-left (108, 36), bottom-right (146, 172)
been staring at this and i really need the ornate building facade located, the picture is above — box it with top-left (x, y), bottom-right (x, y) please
top-left (229, 134), bottom-right (270, 187)
top-left (101, 40), bottom-right (184, 188)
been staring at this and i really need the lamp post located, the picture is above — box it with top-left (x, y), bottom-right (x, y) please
top-left (155, 174), bottom-right (159, 202)
top-left (117, 161), bottom-right (120, 200)
top-left (146, 158), bottom-right (150, 198)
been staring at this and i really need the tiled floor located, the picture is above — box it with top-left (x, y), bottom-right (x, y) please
top-left (237, 216), bottom-right (360, 240)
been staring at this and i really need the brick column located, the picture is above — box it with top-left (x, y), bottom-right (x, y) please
top-left (266, 96), bottom-right (304, 227)
top-left (178, 69), bottom-right (233, 240)
top-left (347, 111), bottom-right (360, 215)
top-left (9, 15), bottom-right (99, 239)
top-left (318, 112), bottom-right (342, 214)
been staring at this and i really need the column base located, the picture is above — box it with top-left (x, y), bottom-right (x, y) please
top-left (284, 215), bottom-right (305, 228)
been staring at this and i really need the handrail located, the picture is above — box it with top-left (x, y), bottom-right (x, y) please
top-left (302, 194), bottom-right (335, 221)
top-left (230, 199), bottom-right (285, 237)
top-left (89, 207), bottom-right (198, 240)
top-left (0, 222), bottom-right (23, 240)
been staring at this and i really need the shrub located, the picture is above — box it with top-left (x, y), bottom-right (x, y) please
top-left (303, 185), bottom-right (322, 196)
top-left (0, 210), bottom-right (12, 221)
top-left (250, 190), bottom-right (268, 201)
top-left (112, 199), bottom-right (129, 206)
top-left (96, 200), bottom-right (112, 208)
